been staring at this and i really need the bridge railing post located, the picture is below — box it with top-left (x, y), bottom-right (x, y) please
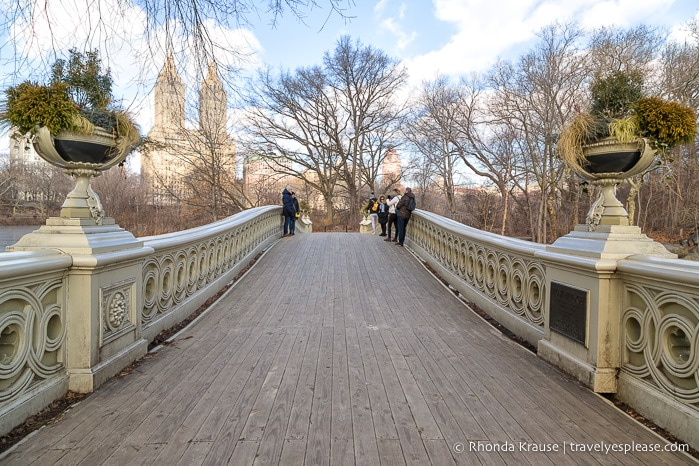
top-left (8, 216), bottom-right (153, 393)
top-left (539, 224), bottom-right (676, 393)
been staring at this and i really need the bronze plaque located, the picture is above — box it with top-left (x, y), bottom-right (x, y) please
top-left (550, 281), bottom-right (587, 345)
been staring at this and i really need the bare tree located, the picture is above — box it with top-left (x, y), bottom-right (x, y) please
top-left (0, 157), bottom-right (13, 201)
top-left (242, 35), bottom-right (406, 224)
top-left (488, 23), bottom-right (587, 242)
top-left (403, 77), bottom-right (464, 218)
top-left (325, 36), bottom-right (407, 211)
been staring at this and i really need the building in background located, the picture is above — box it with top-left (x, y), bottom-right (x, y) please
top-left (243, 153), bottom-right (294, 205)
top-left (142, 55), bottom-right (237, 205)
top-left (380, 146), bottom-right (402, 190)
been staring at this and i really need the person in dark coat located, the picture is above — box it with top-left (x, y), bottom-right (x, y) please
top-left (377, 195), bottom-right (389, 236)
top-left (282, 186), bottom-right (295, 237)
top-left (395, 187), bottom-right (415, 247)
top-left (290, 192), bottom-right (300, 235)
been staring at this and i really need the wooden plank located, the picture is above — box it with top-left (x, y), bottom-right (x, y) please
top-left (331, 438), bottom-right (355, 466)
top-left (331, 326), bottom-right (352, 444)
top-left (277, 438), bottom-right (306, 465)
top-left (239, 329), bottom-right (299, 441)
top-left (305, 326), bottom-right (333, 465)
top-left (370, 329), bottom-right (431, 464)
top-left (380, 330), bottom-right (442, 440)
top-left (346, 327), bottom-right (380, 465)
top-left (253, 328), bottom-right (307, 465)
top-left (356, 328), bottom-right (398, 441)
top-left (44, 326), bottom-right (239, 465)
top-left (286, 327), bottom-right (321, 440)
top-left (377, 438), bottom-right (406, 466)
top-left (200, 328), bottom-right (289, 464)
top-left (226, 440), bottom-right (259, 466)
top-left (424, 439), bottom-right (457, 466)
top-left (150, 328), bottom-right (270, 463)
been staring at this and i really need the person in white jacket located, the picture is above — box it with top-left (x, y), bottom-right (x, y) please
top-left (385, 188), bottom-right (401, 242)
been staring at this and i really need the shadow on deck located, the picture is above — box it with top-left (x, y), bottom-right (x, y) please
top-left (1, 233), bottom-right (692, 465)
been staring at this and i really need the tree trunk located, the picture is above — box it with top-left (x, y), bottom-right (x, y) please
top-left (500, 187), bottom-right (509, 236)
top-left (324, 197), bottom-right (334, 225)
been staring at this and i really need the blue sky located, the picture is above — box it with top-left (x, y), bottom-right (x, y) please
top-left (1, 0), bottom-right (699, 136)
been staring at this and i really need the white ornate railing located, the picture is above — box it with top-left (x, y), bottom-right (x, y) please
top-left (0, 206), bottom-right (282, 436)
top-left (139, 206), bottom-right (282, 342)
top-left (617, 256), bottom-right (699, 440)
top-left (0, 251), bottom-right (72, 431)
top-left (406, 209), bottom-right (698, 450)
top-left (408, 210), bottom-right (547, 345)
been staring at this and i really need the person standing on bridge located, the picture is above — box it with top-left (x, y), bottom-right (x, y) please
top-left (395, 187), bottom-right (415, 247)
top-left (385, 188), bottom-right (401, 242)
top-left (282, 186), bottom-right (295, 237)
top-left (377, 195), bottom-right (389, 236)
top-left (366, 193), bottom-right (379, 234)
top-left (290, 191), bottom-right (300, 235)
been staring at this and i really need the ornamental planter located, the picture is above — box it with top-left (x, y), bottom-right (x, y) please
top-left (31, 126), bottom-right (134, 223)
top-left (52, 129), bottom-right (120, 164)
top-left (577, 137), bottom-right (656, 181)
top-left (576, 137), bottom-right (656, 229)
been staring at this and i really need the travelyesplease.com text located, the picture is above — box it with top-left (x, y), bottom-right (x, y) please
top-left (453, 440), bottom-right (689, 455)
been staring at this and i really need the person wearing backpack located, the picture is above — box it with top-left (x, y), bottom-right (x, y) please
top-left (366, 193), bottom-right (379, 235)
top-left (395, 187), bottom-right (415, 247)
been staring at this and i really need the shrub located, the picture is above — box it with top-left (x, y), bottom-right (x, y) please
top-left (636, 96), bottom-right (697, 152)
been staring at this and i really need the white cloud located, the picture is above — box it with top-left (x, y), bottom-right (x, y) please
top-left (376, 1), bottom-right (418, 50)
top-left (403, 0), bottom-right (695, 87)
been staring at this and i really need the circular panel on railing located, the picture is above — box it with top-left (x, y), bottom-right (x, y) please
top-left (431, 224), bottom-right (440, 257)
top-left (172, 251), bottom-right (187, 303)
top-left (216, 237), bottom-right (225, 274)
top-left (484, 250), bottom-right (498, 297)
top-left (448, 235), bottom-right (460, 273)
top-left (159, 255), bottom-right (175, 307)
top-left (197, 244), bottom-right (208, 286)
top-left (622, 307), bottom-right (650, 375)
top-left (524, 263), bottom-right (545, 326)
top-left (474, 247), bottom-right (486, 291)
top-left (234, 232), bottom-right (242, 263)
top-left (458, 241), bottom-right (468, 279)
top-left (186, 247), bottom-right (199, 295)
top-left (444, 233), bottom-right (453, 267)
top-left (222, 234), bottom-right (233, 268)
top-left (466, 243), bottom-right (477, 283)
top-left (39, 302), bottom-right (65, 354)
top-left (30, 303), bottom-right (64, 376)
top-left (658, 316), bottom-right (696, 378)
top-left (142, 260), bottom-right (159, 321)
top-left (437, 230), bottom-right (446, 264)
top-left (644, 293), bottom-right (698, 404)
top-left (495, 255), bottom-right (510, 306)
top-left (0, 296), bottom-right (31, 381)
top-left (207, 239), bottom-right (217, 282)
top-left (508, 260), bottom-right (526, 314)
top-left (623, 284), bottom-right (663, 365)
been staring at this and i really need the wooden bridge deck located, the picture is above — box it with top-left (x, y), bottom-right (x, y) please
top-left (2, 233), bottom-right (693, 465)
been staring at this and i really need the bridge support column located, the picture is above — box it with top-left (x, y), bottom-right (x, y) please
top-left (538, 225), bottom-right (675, 393)
top-left (9, 217), bottom-right (153, 393)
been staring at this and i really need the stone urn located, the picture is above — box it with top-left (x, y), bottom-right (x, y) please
top-left (31, 125), bottom-right (134, 223)
top-left (574, 137), bottom-right (656, 229)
